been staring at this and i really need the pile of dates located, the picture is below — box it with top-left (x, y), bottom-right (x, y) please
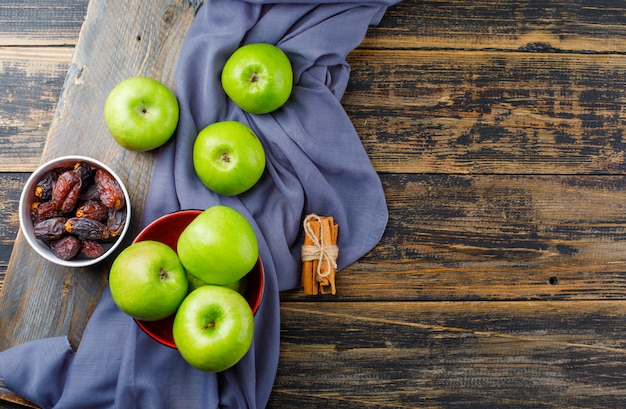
top-left (30, 161), bottom-right (127, 261)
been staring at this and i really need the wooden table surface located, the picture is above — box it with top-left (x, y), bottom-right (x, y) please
top-left (2, 0), bottom-right (626, 408)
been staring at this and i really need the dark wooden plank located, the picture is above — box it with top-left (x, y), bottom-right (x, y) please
top-left (345, 49), bottom-right (626, 175)
top-left (0, 0), bottom-right (201, 353)
top-left (0, 0), bottom-right (88, 46)
top-left (363, 0), bottom-right (626, 53)
top-left (0, 382), bottom-right (37, 409)
top-left (0, 174), bottom-right (26, 290)
top-left (271, 300), bottom-right (626, 409)
top-left (0, 48), bottom-right (74, 172)
top-left (0, 0), bottom-right (88, 171)
top-left (283, 173), bottom-right (626, 301)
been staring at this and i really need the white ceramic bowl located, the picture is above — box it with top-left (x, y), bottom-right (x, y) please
top-left (19, 155), bottom-right (132, 267)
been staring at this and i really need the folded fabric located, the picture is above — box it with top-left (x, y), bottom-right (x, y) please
top-left (0, 0), bottom-right (399, 407)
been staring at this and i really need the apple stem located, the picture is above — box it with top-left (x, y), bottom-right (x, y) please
top-left (250, 72), bottom-right (260, 83)
top-left (202, 321), bottom-right (216, 330)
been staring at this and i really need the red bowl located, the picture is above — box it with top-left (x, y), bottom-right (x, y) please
top-left (132, 209), bottom-right (264, 348)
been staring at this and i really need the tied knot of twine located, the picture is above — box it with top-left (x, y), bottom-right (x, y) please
top-left (301, 214), bottom-right (338, 279)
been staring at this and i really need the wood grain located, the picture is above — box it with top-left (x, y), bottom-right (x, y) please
top-left (0, 0), bottom-right (87, 46)
top-left (282, 174), bottom-right (626, 302)
top-left (0, 1), bottom-right (87, 172)
top-left (0, 174), bottom-right (26, 292)
top-left (0, 48), bottom-right (74, 172)
top-left (362, 0), bottom-right (626, 53)
top-left (272, 301), bottom-right (626, 408)
top-left (345, 50), bottom-right (626, 174)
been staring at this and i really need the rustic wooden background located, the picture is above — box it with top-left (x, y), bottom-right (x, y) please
top-left (2, 0), bottom-right (626, 408)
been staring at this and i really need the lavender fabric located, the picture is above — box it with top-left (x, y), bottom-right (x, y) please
top-left (0, 0), bottom-right (398, 407)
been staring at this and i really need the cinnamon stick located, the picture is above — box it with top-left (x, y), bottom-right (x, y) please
top-left (301, 214), bottom-right (339, 295)
top-left (301, 219), bottom-right (320, 295)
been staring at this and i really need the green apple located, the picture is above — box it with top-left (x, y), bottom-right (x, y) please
top-left (104, 76), bottom-right (179, 151)
top-left (109, 240), bottom-right (188, 321)
top-left (193, 121), bottom-right (266, 196)
top-left (173, 285), bottom-right (254, 372)
top-left (221, 43), bottom-right (293, 114)
top-left (177, 205), bottom-right (258, 286)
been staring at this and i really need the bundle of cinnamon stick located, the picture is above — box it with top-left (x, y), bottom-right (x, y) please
top-left (301, 214), bottom-right (339, 295)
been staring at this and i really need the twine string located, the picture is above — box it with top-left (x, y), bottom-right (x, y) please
top-left (301, 214), bottom-right (338, 279)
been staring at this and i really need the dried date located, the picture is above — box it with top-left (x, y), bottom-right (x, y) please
top-left (31, 201), bottom-right (63, 224)
top-left (50, 236), bottom-right (81, 260)
top-left (33, 217), bottom-right (67, 240)
top-left (34, 167), bottom-right (67, 201)
top-left (79, 184), bottom-right (100, 202)
top-left (95, 169), bottom-right (125, 211)
top-left (73, 161), bottom-right (95, 188)
top-left (107, 207), bottom-right (127, 237)
top-left (76, 200), bottom-right (109, 221)
top-left (80, 239), bottom-right (105, 259)
top-left (65, 217), bottom-right (109, 240)
top-left (51, 170), bottom-right (82, 213)
top-left (30, 163), bottom-right (126, 261)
